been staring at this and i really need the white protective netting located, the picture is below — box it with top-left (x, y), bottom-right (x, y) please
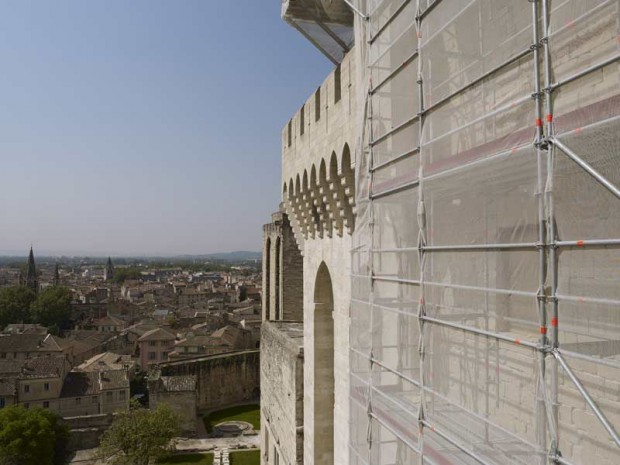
top-left (350, 0), bottom-right (620, 464)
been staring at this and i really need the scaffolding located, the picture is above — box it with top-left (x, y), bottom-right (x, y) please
top-left (349, 1), bottom-right (620, 464)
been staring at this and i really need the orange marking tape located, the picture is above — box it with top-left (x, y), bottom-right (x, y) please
top-left (574, 127), bottom-right (582, 134)
top-left (551, 317), bottom-right (558, 327)
top-left (515, 339), bottom-right (521, 345)
top-left (536, 118), bottom-right (543, 127)
top-left (546, 114), bottom-right (553, 123)
top-left (540, 326), bottom-right (547, 335)
top-left (576, 240), bottom-right (585, 247)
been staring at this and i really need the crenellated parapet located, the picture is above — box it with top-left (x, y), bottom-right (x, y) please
top-left (281, 50), bottom-right (357, 249)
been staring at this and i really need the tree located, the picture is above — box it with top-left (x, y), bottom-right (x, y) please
top-left (30, 286), bottom-right (72, 330)
top-left (0, 405), bottom-right (69, 465)
top-left (129, 371), bottom-right (149, 406)
top-left (112, 267), bottom-right (142, 284)
top-left (0, 286), bottom-right (35, 329)
top-left (97, 400), bottom-right (179, 465)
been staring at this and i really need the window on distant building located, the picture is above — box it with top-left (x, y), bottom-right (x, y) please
top-left (76, 398), bottom-right (81, 405)
top-left (44, 383), bottom-right (49, 391)
top-left (24, 385), bottom-right (29, 394)
top-left (149, 341), bottom-right (156, 347)
top-left (119, 391), bottom-right (126, 400)
top-left (148, 352), bottom-right (156, 360)
top-left (0, 398), bottom-right (5, 408)
top-left (92, 396), bottom-right (98, 404)
top-left (43, 401), bottom-right (49, 409)
top-left (0, 353), bottom-right (6, 359)
top-left (161, 352), bottom-right (168, 361)
top-left (107, 392), bottom-right (113, 400)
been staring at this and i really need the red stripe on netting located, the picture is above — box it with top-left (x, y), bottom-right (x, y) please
top-left (551, 317), bottom-right (558, 327)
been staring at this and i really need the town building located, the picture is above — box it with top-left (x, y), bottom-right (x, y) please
top-left (137, 327), bottom-right (176, 368)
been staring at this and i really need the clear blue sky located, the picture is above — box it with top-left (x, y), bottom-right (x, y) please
top-left (0, 0), bottom-right (332, 256)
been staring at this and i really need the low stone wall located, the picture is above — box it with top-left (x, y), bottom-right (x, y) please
top-left (63, 414), bottom-right (114, 451)
top-left (157, 350), bottom-right (260, 412)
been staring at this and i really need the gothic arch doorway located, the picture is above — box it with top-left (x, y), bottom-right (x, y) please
top-left (313, 262), bottom-right (334, 464)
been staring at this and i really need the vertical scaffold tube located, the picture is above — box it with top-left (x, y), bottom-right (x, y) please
top-left (415, 2), bottom-right (426, 464)
top-left (531, 2), bottom-right (548, 464)
top-left (541, 0), bottom-right (560, 461)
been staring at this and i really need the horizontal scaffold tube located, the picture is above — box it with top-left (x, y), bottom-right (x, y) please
top-left (556, 238), bottom-right (620, 247)
top-left (548, 54), bottom-right (620, 91)
top-left (369, 0), bottom-right (412, 44)
top-left (370, 51), bottom-right (418, 95)
top-left (350, 349), bottom-right (541, 453)
top-left (370, 147), bottom-right (419, 172)
top-left (371, 177), bottom-right (419, 199)
top-left (371, 242), bottom-right (539, 253)
top-left (423, 47), bottom-right (533, 116)
top-left (421, 419), bottom-right (497, 465)
top-left (422, 315), bottom-right (539, 350)
top-left (370, 114), bottom-right (419, 146)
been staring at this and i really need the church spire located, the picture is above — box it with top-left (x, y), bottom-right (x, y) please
top-left (54, 262), bottom-right (60, 286)
top-left (104, 256), bottom-right (115, 281)
top-left (26, 246), bottom-right (38, 294)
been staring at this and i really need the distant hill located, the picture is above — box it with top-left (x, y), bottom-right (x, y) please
top-left (203, 251), bottom-right (261, 261)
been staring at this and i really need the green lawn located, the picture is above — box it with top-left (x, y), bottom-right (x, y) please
top-left (157, 450), bottom-right (259, 465)
top-left (158, 453), bottom-right (213, 465)
top-left (230, 450), bottom-right (260, 465)
top-left (202, 404), bottom-right (260, 433)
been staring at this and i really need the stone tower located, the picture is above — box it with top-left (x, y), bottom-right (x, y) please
top-left (104, 257), bottom-right (115, 281)
top-left (26, 247), bottom-right (38, 294)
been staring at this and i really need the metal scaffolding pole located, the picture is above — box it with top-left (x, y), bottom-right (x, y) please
top-left (531, 2), bottom-right (548, 464)
top-left (540, 1), bottom-right (560, 462)
top-left (415, 2), bottom-right (426, 464)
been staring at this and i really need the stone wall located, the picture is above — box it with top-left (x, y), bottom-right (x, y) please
top-left (260, 321), bottom-right (304, 465)
top-left (158, 350), bottom-right (260, 412)
top-left (261, 45), bottom-right (357, 465)
top-left (63, 413), bottom-right (114, 451)
top-left (149, 387), bottom-right (197, 435)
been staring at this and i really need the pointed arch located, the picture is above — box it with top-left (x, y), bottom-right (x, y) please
top-left (313, 261), bottom-right (334, 464)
